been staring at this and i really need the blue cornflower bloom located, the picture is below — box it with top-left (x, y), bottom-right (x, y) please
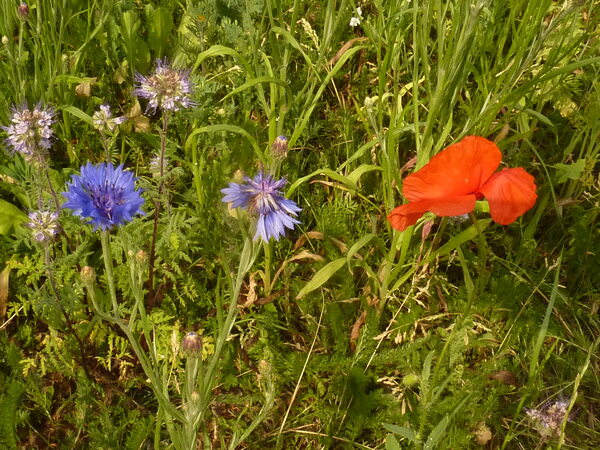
top-left (62, 162), bottom-right (144, 230)
top-left (221, 171), bottom-right (301, 242)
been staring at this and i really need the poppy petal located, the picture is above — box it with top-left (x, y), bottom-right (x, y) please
top-left (479, 167), bottom-right (537, 225)
top-left (387, 204), bottom-right (425, 231)
top-left (403, 136), bottom-right (501, 201)
top-left (387, 195), bottom-right (477, 231)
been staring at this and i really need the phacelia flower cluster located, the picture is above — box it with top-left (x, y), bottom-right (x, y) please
top-left (62, 162), bottom-right (144, 230)
top-left (221, 171), bottom-right (301, 242)
top-left (134, 59), bottom-right (193, 113)
top-left (3, 104), bottom-right (54, 161)
top-left (525, 399), bottom-right (572, 438)
top-left (92, 105), bottom-right (126, 133)
top-left (27, 211), bottom-right (60, 243)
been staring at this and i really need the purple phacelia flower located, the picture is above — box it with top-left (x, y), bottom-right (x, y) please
top-left (92, 104), bottom-right (127, 133)
top-left (134, 59), bottom-right (193, 113)
top-left (27, 211), bottom-right (60, 242)
top-left (2, 104), bottom-right (54, 161)
top-left (525, 399), bottom-right (573, 438)
top-left (62, 162), bottom-right (144, 230)
top-left (221, 171), bottom-right (301, 242)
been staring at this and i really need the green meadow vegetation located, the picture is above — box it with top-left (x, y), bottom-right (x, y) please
top-left (0, 0), bottom-right (599, 448)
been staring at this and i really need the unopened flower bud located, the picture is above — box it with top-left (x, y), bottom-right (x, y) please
top-left (182, 332), bottom-right (202, 357)
top-left (136, 250), bottom-right (147, 265)
top-left (402, 373), bottom-right (420, 387)
top-left (80, 266), bottom-right (96, 285)
top-left (17, 3), bottom-right (29, 20)
top-left (2, 36), bottom-right (9, 46)
top-left (272, 135), bottom-right (288, 159)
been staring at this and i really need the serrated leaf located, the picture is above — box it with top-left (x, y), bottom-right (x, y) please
top-left (552, 158), bottom-right (586, 184)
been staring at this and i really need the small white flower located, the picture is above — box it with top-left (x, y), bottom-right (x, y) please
top-left (350, 7), bottom-right (363, 28)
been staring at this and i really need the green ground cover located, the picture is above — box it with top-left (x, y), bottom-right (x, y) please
top-left (0, 0), bottom-right (599, 448)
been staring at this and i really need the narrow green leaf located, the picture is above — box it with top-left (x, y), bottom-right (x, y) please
top-left (382, 423), bottom-right (421, 445)
top-left (62, 105), bottom-right (93, 126)
top-left (193, 45), bottom-right (240, 72)
top-left (385, 433), bottom-right (402, 450)
top-left (221, 76), bottom-right (288, 102)
top-left (271, 26), bottom-right (315, 71)
top-left (185, 124), bottom-right (264, 165)
top-left (424, 415), bottom-right (450, 450)
top-left (346, 164), bottom-right (383, 185)
top-left (428, 219), bottom-right (491, 261)
top-left (524, 108), bottom-right (555, 128)
top-left (295, 258), bottom-right (346, 300)
top-left (286, 168), bottom-right (359, 197)
top-left (346, 233), bottom-right (375, 268)
top-left (148, 8), bottom-right (173, 56)
top-left (289, 44), bottom-right (367, 148)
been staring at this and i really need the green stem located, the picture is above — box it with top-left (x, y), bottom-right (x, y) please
top-left (196, 238), bottom-right (257, 428)
top-left (263, 240), bottom-right (272, 296)
top-left (470, 213), bottom-right (490, 312)
top-left (100, 230), bottom-right (119, 315)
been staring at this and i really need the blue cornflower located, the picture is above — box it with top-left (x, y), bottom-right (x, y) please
top-left (62, 162), bottom-right (144, 230)
top-left (134, 59), bottom-right (193, 113)
top-left (221, 171), bottom-right (301, 242)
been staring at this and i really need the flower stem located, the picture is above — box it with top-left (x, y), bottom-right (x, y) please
top-left (100, 230), bottom-right (119, 315)
top-left (147, 111), bottom-right (170, 309)
top-left (44, 165), bottom-right (61, 212)
top-left (98, 229), bottom-right (182, 423)
top-left (263, 240), bottom-right (272, 296)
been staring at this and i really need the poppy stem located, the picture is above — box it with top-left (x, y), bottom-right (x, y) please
top-left (469, 213), bottom-right (490, 310)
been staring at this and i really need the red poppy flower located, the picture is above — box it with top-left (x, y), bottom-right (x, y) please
top-left (388, 136), bottom-right (537, 231)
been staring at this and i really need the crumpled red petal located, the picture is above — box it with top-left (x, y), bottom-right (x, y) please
top-left (478, 167), bottom-right (537, 225)
top-left (403, 136), bottom-right (501, 201)
top-left (387, 195), bottom-right (477, 231)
